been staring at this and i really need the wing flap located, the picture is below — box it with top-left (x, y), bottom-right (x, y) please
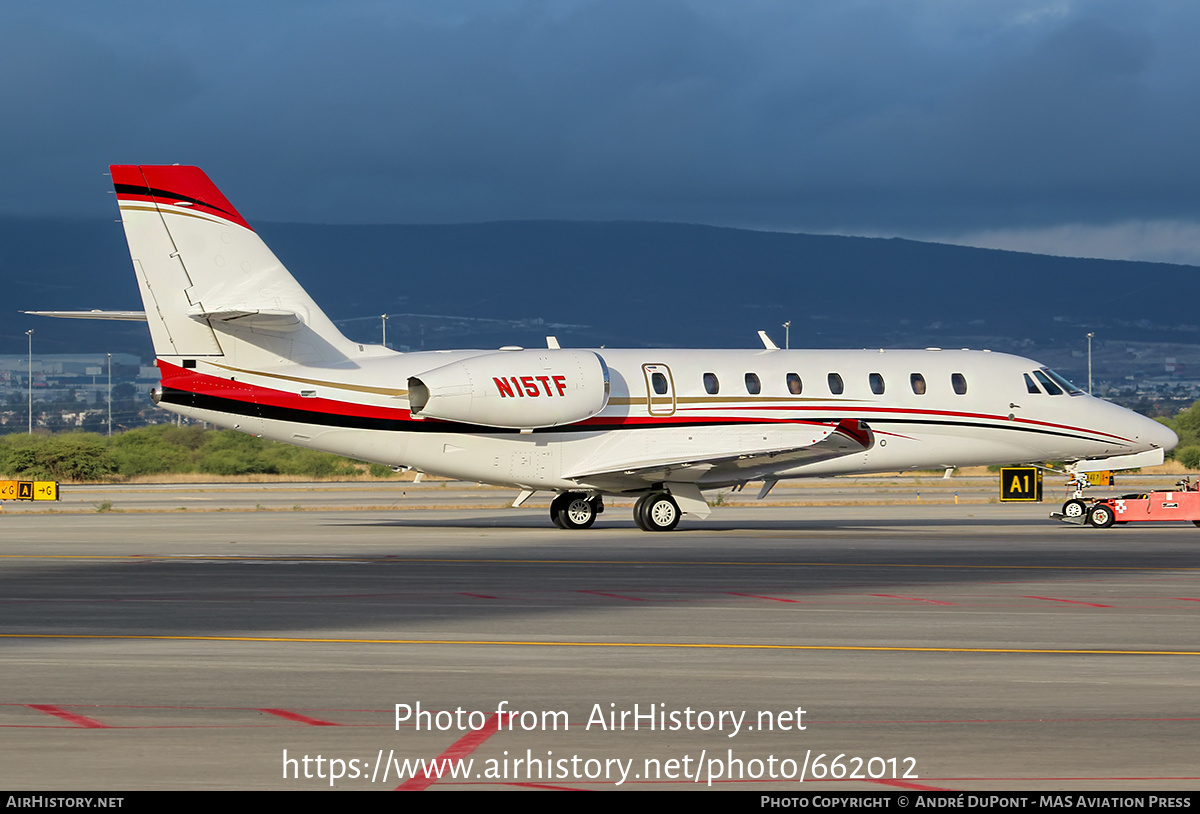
top-left (563, 420), bottom-right (872, 483)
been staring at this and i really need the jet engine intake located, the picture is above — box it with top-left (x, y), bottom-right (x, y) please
top-left (408, 349), bottom-right (610, 429)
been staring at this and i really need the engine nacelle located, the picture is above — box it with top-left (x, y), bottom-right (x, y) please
top-left (407, 349), bottom-right (610, 429)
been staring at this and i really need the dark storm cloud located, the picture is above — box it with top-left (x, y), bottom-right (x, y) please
top-left (4, 1), bottom-right (1200, 239)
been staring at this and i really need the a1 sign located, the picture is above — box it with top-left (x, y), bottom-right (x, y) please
top-left (1000, 467), bottom-right (1043, 502)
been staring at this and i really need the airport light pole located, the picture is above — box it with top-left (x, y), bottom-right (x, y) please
top-left (107, 352), bottom-right (112, 436)
top-left (1087, 332), bottom-right (1095, 394)
top-left (26, 329), bottom-right (33, 434)
top-left (782, 321), bottom-right (791, 350)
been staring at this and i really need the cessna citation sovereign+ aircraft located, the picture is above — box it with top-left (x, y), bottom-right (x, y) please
top-left (31, 166), bottom-right (1178, 531)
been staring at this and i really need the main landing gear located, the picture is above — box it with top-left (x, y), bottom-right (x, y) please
top-left (547, 490), bottom-right (683, 531)
top-left (549, 492), bottom-right (603, 529)
top-left (633, 491), bottom-right (681, 532)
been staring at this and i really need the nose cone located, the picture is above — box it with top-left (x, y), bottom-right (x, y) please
top-left (1143, 417), bottom-right (1179, 453)
top-left (1090, 397), bottom-right (1178, 456)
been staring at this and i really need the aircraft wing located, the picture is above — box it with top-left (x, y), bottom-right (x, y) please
top-left (563, 419), bottom-right (872, 487)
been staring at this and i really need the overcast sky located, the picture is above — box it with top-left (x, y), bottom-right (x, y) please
top-left (6, 0), bottom-right (1200, 263)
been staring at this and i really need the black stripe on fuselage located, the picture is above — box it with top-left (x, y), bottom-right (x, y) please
top-left (160, 388), bottom-right (1123, 446)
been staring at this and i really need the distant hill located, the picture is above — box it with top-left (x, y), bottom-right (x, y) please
top-left (5, 219), bottom-right (1198, 381)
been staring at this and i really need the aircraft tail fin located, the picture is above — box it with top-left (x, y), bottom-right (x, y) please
top-left (111, 165), bottom-right (362, 368)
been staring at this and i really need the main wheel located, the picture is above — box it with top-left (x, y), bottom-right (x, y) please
top-left (632, 494), bottom-right (652, 531)
top-left (640, 493), bottom-right (681, 532)
top-left (549, 493), bottom-right (568, 528)
top-left (556, 492), bottom-right (597, 530)
top-left (1087, 504), bottom-right (1115, 528)
top-left (1062, 499), bottom-right (1087, 519)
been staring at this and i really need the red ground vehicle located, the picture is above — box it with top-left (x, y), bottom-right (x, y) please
top-left (1054, 478), bottom-right (1200, 528)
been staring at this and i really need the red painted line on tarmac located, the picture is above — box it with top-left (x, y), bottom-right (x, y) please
top-left (1023, 595), bottom-right (1112, 608)
top-left (505, 782), bottom-right (583, 790)
top-left (461, 593), bottom-right (499, 599)
top-left (397, 712), bottom-right (505, 791)
top-left (726, 592), bottom-right (802, 603)
top-left (869, 594), bottom-right (955, 606)
top-left (1175, 597), bottom-right (1200, 602)
top-left (2, 702), bottom-right (387, 713)
top-left (258, 708), bottom-right (339, 726)
top-left (0, 724), bottom-right (360, 730)
top-left (26, 705), bottom-right (108, 729)
top-left (579, 590), bottom-right (647, 602)
top-left (871, 777), bottom-right (950, 790)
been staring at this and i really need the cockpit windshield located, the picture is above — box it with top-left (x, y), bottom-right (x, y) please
top-left (1041, 367), bottom-right (1084, 396)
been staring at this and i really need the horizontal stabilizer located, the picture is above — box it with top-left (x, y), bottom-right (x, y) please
top-left (189, 308), bottom-right (303, 331)
top-left (24, 310), bottom-right (148, 321)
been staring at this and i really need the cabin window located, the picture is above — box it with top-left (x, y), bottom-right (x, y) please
top-left (869, 372), bottom-right (885, 395)
top-left (651, 372), bottom-right (669, 395)
top-left (951, 373), bottom-right (967, 395)
top-left (828, 373), bottom-right (844, 395)
top-left (1032, 369), bottom-right (1063, 395)
top-left (703, 372), bottom-right (719, 395)
top-left (910, 373), bottom-right (927, 395)
top-left (786, 373), bottom-right (802, 395)
top-left (1025, 373), bottom-right (1041, 394)
top-left (745, 372), bottom-right (761, 395)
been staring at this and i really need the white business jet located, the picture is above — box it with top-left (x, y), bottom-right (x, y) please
top-left (29, 166), bottom-right (1178, 530)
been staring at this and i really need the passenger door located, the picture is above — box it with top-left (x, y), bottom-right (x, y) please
top-left (642, 363), bottom-right (677, 416)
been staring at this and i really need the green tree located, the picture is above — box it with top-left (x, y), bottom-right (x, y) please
top-left (0, 433), bottom-right (116, 481)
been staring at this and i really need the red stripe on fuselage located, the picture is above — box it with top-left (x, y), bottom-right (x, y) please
top-left (158, 361), bottom-right (414, 422)
top-left (834, 418), bottom-right (872, 447)
top-left (676, 402), bottom-right (1132, 443)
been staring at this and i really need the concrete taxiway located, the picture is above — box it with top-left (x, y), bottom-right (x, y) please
top-left (0, 473), bottom-right (1069, 512)
top-left (1, 497), bottom-right (1197, 791)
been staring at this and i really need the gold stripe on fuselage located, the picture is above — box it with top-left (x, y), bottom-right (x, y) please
top-left (202, 361), bottom-right (409, 398)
